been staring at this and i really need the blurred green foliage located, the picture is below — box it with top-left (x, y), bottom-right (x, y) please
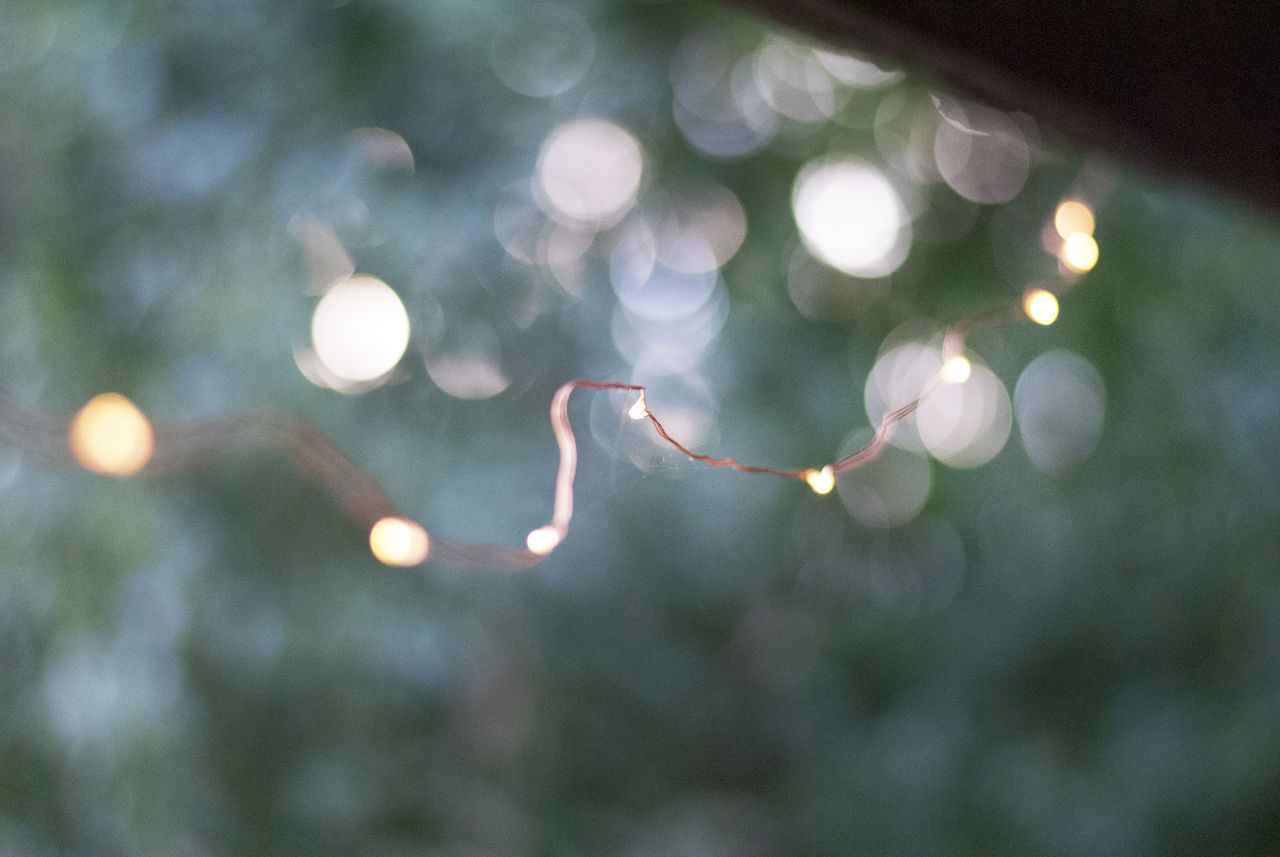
top-left (3, 0), bottom-right (1280, 855)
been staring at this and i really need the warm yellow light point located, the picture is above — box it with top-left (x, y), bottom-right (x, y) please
top-left (1023, 289), bottom-right (1060, 325)
top-left (68, 393), bottom-right (154, 477)
top-left (805, 465), bottom-right (836, 495)
top-left (627, 391), bottom-right (649, 420)
top-left (941, 354), bottom-right (972, 384)
top-left (1054, 200), bottom-right (1095, 239)
top-left (1061, 232), bottom-right (1099, 272)
top-left (526, 525), bottom-right (562, 555)
top-left (369, 517), bottom-right (431, 567)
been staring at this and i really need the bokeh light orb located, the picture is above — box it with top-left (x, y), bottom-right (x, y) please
top-left (69, 393), bottom-right (155, 477)
top-left (1015, 350), bottom-right (1106, 473)
top-left (814, 49), bottom-right (903, 88)
top-left (369, 516), bottom-right (431, 567)
top-left (933, 99), bottom-right (1030, 204)
top-left (753, 35), bottom-right (836, 123)
top-left (792, 158), bottom-right (910, 277)
top-left (648, 181), bottom-right (748, 274)
top-left (610, 218), bottom-right (720, 322)
top-left (609, 290), bottom-right (728, 376)
top-left (311, 275), bottom-right (411, 384)
top-left (424, 321), bottom-right (511, 400)
top-left (490, 4), bottom-right (595, 99)
top-left (917, 361), bottom-right (1012, 468)
top-left (865, 341), bottom-right (942, 452)
top-left (835, 432), bottom-right (932, 528)
top-left (536, 118), bottom-right (644, 227)
top-left (670, 28), bottom-right (777, 158)
top-left (1023, 288), bottom-right (1060, 325)
top-left (1054, 199), bottom-right (1095, 238)
top-left (1061, 232), bottom-right (1099, 272)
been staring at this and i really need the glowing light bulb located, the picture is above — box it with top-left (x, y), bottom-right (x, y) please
top-left (1054, 200), bottom-right (1095, 239)
top-left (1023, 289), bottom-right (1060, 325)
top-left (941, 354), bottom-right (972, 384)
top-left (1061, 232), bottom-right (1099, 272)
top-left (526, 525), bottom-right (562, 555)
top-left (805, 465), bottom-right (835, 495)
top-left (68, 393), bottom-right (154, 477)
top-left (369, 516), bottom-right (431, 567)
top-left (628, 391), bottom-right (649, 420)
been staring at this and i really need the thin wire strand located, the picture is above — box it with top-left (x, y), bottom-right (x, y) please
top-left (0, 186), bottom-right (1107, 571)
top-left (0, 305), bottom-right (1030, 570)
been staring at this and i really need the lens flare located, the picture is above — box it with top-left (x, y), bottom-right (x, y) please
top-left (369, 516), bottom-right (431, 567)
top-left (68, 393), bottom-right (154, 477)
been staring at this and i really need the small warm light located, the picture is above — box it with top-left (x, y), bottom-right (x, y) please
top-left (805, 465), bottom-right (835, 495)
top-left (1023, 289), bottom-right (1060, 325)
top-left (525, 525), bottom-right (562, 555)
top-left (1054, 199), bottom-right (1095, 239)
top-left (941, 354), bottom-right (972, 384)
top-left (1061, 232), bottom-right (1099, 272)
top-left (68, 393), bottom-right (154, 477)
top-left (917, 361), bottom-right (1013, 468)
top-left (628, 391), bottom-right (649, 420)
top-left (369, 516), bottom-right (431, 567)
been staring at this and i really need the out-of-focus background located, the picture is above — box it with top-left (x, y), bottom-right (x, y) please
top-left (3, 0), bottom-right (1279, 854)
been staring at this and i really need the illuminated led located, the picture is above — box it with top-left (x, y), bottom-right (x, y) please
top-left (1054, 199), bottom-right (1095, 239)
top-left (805, 465), bottom-right (835, 495)
top-left (68, 393), bottom-right (154, 477)
top-left (526, 525), bottom-right (563, 555)
top-left (1023, 289), bottom-right (1060, 325)
top-left (369, 517), bottom-right (431, 567)
top-left (1061, 232), bottom-right (1099, 272)
top-left (628, 391), bottom-right (649, 420)
top-left (917, 361), bottom-right (1012, 468)
top-left (941, 355), bottom-right (972, 384)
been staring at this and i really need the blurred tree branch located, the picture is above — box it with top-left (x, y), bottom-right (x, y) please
top-left (724, 0), bottom-right (1280, 214)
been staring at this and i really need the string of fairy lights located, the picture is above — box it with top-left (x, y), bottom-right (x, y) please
top-left (4, 197), bottom-right (1099, 571)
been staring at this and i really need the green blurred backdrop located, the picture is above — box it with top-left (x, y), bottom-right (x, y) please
top-left (2, 0), bottom-right (1279, 854)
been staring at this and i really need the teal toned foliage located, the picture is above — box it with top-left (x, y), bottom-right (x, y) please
top-left (2, 0), bottom-right (1280, 854)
